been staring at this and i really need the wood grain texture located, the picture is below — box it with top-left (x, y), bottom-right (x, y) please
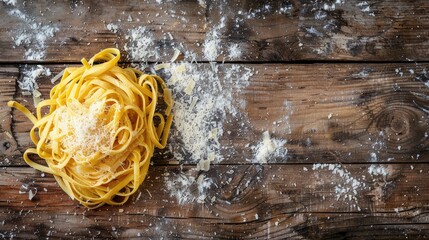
top-left (0, 67), bottom-right (20, 165)
top-left (2, 0), bottom-right (429, 239)
top-left (0, 0), bottom-right (428, 62)
top-left (4, 63), bottom-right (429, 166)
top-left (1, 164), bottom-right (429, 239)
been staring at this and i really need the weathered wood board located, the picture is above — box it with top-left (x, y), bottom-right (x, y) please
top-left (1, 164), bottom-right (429, 238)
top-left (3, 63), bottom-right (429, 166)
top-left (0, 0), bottom-right (428, 62)
top-left (1, 0), bottom-right (429, 239)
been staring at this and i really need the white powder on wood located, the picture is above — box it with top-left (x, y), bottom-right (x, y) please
top-left (8, 9), bottom-right (58, 60)
top-left (227, 43), bottom-right (242, 60)
top-left (313, 163), bottom-right (365, 209)
top-left (198, 0), bottom-right (206, 8)
top-left (164, 171), bottom-right (212, 204)
top-left (356, 1), bottom-right (374, 15)
top-left (1, 0), bottom-right (16, 6)
top-left (203, 17), bottom-right (226, 61)
top-left (166, 63), bottom-right (253, 164)
top-left (19, 65), bottom-right (51, 92)
top-left (369, 152), bottom-right (378, 162)
top-left (279, 100), bottom-right (294, 134)
top-left (124, 26), bottom-right (159, 61)
top-left (252, 131), bottom-right (287, 163)
top-left (368, 164), bottom-right (388, 177)
top-left (106, 23), bottom-right (119, 34)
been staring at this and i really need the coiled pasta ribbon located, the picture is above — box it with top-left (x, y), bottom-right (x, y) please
top-left (8, 48), bottom-right (173, 208)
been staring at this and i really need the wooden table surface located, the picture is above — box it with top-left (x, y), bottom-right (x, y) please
top-left (1, 0), bottom-right (429, 239)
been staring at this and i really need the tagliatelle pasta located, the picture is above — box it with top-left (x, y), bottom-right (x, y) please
top-left (8, 48), bottom-right (173, 208)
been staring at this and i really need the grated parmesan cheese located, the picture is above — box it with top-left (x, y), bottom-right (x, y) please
top-left (368, 164), bottom-right (388, 177)
top-left (124, 26), bottom-right (159, 62)
top-left (183, 79), bottom-right (195, 95)
top-left (19, 65), bottom-right (51, 92)
top-left (170, 48), bottom-right (181, 62)
top-left (164, 171), bottom-right (212, 205)
top-left (252, 131), bottom-right (287, 163)
top-left (32, 89), bottom-right (43, 107)
top-left (154, 63), bottom-right (171, 71)
top-left (50, 69), bottom-right (65, 84)
top-left (166, 63), bottom-right (253, 164)
top-left (28, 188), bottom-right (37, 200)
top-left (53, 100), bottom-right (114, 160)
top-left (197, 159), bottom-right (210, 171)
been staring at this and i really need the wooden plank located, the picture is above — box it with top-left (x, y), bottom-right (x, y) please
top-left (0, 0), bottom-right (428, 62)
top-left (1, 211), bottom-right (429, 239)
top-left (0, 66), bottom-right (20, 166)
top-left (6, 62), bottom-right (429, 166)
top-left (1, 164), bottom-right (429, 238)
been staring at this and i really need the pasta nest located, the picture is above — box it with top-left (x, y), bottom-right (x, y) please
top-left (8, 48), bottom-right (173, 208)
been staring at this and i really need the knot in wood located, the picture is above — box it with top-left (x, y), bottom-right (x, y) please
top-left (375, 107), bottom-right (412, 135)
top-left (374, 104), bottom-right (429, 153)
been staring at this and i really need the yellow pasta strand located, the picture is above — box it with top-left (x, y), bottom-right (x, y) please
top-left (8, 48), bottom-right (173, 209)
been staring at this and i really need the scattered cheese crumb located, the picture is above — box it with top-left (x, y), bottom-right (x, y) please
top-left (170, 48), bottom-right (181, 62)
top-left (5, 131), bottom-right (12, 139)
top-left (184, 79), bottom-right (196, 95)
top-left (51, 69), bottom-right (65, 84)
top-left (313, 163), bottom-right (365, 207)
top-left (106, 23), bottom-right (119, 34)
top-left (32, 89), bottom-right (43, 107)
top-left (28, 189), bottom-right (36, 200)
top-left (197, 159), bottom-right (210, 171)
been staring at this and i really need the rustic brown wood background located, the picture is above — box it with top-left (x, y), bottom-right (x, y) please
top-left (1, 0), bottom-right (429, 239)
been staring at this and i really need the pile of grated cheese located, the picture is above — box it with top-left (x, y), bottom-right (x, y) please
top-left (51, 100), bottom-right (113, 159)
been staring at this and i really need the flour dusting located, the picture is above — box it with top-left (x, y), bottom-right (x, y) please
top-left (356, 1), bottom-right (375, 16)
top-left (106, 23), bottom-right (119, 34)
top-left (227, 43), bottom-right (242, 60)
top-left (313, 163), bottom-right (365, 210)
top-left (165, 63), bottom-right (253, 165)
top-left (1, 0), bottom-right (16, 6)
top-left (8, 9), bottom-right (58, 60)
top-left (19, 65), bottom-right (51, 92)
top-left (124, 26), bottom-right (159, 61)
top-left (203, 17), bottom-right (226, 61)
top-left (164, 171), bottom-right (213, 204)
top-left (368, 164), bottom-right (388, 178)
top-left (252, 131), bottom-right (287, 163)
